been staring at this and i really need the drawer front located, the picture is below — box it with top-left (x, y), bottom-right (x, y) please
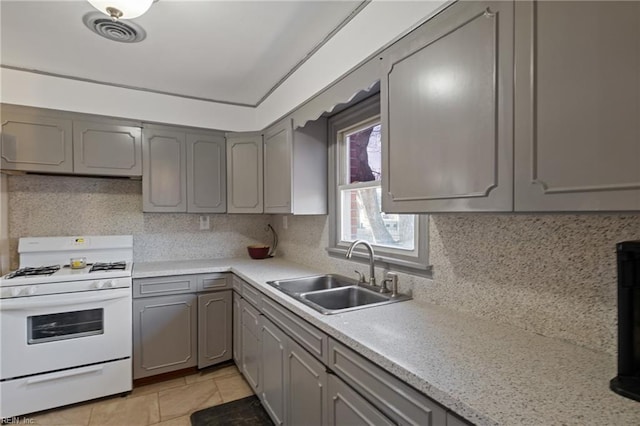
top-left (262, 296), bottom-right (328, 364)
top-left (242, 281), bottom-right (262, 309)
top-left (232, 275), bottom-right (243, 292)
top-left (133, 275), bottom-right (197, 298)
top-left (197, 273), bottom-right (230, 292)
top-left (328, 339), bottom-right (447, 426)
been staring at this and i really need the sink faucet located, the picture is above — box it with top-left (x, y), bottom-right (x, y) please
top-left (346, 240), bottom-right (376, 287)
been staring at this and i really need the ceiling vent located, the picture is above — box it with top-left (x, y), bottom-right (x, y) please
top-left (83, 12), bottom-right (146, 43)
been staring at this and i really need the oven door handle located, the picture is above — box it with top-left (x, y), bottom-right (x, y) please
top-left (26, 364), bottom-right (105, 385)
top-left (0, 290), bottom-right (130, 311)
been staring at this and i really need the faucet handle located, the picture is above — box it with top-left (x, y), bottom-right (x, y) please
top-left (384, 272), bottom-right (399, 297)
top-left (354, 270), bottom-right (366, 284)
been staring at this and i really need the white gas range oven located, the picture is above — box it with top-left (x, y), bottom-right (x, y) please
top-left (0, 235), bottom-right (133, 419)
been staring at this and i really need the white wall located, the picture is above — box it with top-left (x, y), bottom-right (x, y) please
top-left (0, 1), bottom-right (447, 131)
top-left (254, 0), bottom-right (447, 129)
top-left (0, 68), bottom-right (257, 131)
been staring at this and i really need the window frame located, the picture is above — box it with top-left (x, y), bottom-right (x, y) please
top-left (327, 93), bottom-right (431, 275)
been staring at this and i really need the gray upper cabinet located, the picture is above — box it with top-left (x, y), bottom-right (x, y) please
top-left (226, 132), bottom-right (263, 214)
top-left (263, 118), bottom-right (328, 215)
top-left (1, 108), bottom-right (73, 174)
top-left (143, 126), bottom-right (187, 212)
top-left (514, 1), bottom-right (640, 211)
top-left (198, 290), bottom-right (232, 368)
top-left (1, 104), bottom-right (142, 176)
top-left (263, 121), bottom-right (292, 214)
top-left (187, 133), bottom-right (226, 213)
top-left (143, 125), bottom-right (226, 213)
top-left (381, 0), bottom-right (514, 213)
top-left (73, 120), bottom-right (142, 176)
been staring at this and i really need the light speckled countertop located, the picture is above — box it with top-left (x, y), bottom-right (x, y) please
top-left (133, 258), bottom-right (640, 425)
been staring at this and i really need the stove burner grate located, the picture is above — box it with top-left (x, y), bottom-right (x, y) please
top-left (5, 265), bottom-right (61, 279)
top-left (89, 261), bottom-right (127, 272)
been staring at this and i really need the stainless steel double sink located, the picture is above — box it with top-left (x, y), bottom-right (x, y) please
top-left (266, 274), bottom-right (411, 315)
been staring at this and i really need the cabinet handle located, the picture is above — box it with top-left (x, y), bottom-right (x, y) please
top-left (484, 8), bottom-right (496, 18)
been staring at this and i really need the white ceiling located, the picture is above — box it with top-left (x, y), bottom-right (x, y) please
top-left (1, 0), bottom-right (366, 107)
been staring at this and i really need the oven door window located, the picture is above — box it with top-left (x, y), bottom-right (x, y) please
top-left (28, 309), bottom-right (104, 344)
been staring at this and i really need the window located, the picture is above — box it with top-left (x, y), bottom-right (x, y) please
top-left (328, 94), bottom-right (430, 274)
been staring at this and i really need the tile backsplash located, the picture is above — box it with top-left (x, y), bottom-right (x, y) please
top-left (8, 173), bottom-right (640, 355)
top-left (272, 213), bottom-right (640, 355)
top-left (6, 175), bottom-right (272, 268)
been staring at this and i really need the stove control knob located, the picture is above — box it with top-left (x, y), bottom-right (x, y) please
top-left (104, 280), bottom-right (115, 288)
top-left (95, 281), bottom-right (105, 289)
top-left (10, 287), bottom-right (21, 297)
top-left (26, 286), bottom-right (37, 295)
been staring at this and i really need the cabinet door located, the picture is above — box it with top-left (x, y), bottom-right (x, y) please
top-left (263, 121), bottom-right (293, 214)
top-left (133, 294), bottom-right (197, 379)
top-left (187, 133), bottom-right (227, 213)
top-left (287, 338), bottom-right (327, 426)
top-left (198, 291), bottom-right (232, 369)
top-left (240, 300), bottom-right (261, 393)
top-left (514, 1), bottom-right (640, 211)
top-left (226, 133), bottom-right (263, 213)
top-left (142, 127), bottom-right (187, 212)
top-left (1, 109), bottom-right (73, 173)
top-left (327, 374), bottom-right (394, 426)
top-left (260, 317), bottom-right (287, 425)
top-left (381, 1), bottom-right (514, 212)
top-left (73, 120), bottom-right (142, 176)
top-left (233, 292), bottom-right (243, 367)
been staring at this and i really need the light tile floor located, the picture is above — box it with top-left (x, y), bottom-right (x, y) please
top-left (25, 364), bottom-right (253, 426)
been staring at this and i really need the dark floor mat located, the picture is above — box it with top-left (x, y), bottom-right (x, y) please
top-left (190, 396), bottom-right (274, 426)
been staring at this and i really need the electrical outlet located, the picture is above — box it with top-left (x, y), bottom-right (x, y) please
top-left (282, 215), bottom-right (288, 230)
top-left (199, 215), bottom-right (210, 230)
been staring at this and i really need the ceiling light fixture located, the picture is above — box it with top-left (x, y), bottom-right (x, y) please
top-left (87, 0), bottom-right (153, 21)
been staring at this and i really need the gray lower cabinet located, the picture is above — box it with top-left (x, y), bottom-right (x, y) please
top-left (133, 293), bottom-right (198, 379)
top-left (513, 0), bottom-right (640, 211)
top-left (133, 273), bottom-right (232, 379)
top-left (328, 338), bottom-right (447, 425)
top-left (232, 291), bottom-right (243, 366)
top-left (327, 374), bottom-right (394, 426)
top-left (381, 0), bottom-right (514, 213)
top-left (240, 299), bottom-right (262, 393)
top-left (142, 124), bottom-right (226, 213)
top-left (286, 336), bottom-right (327, 426)
top-left (235, 277), bottom-right (467, 426)
top-left (260, 314), bottom-right (327, 426)
top-left (198, 291), bottom-right (232, 368)
top-left (260, 316), bottom-right (287, 425)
